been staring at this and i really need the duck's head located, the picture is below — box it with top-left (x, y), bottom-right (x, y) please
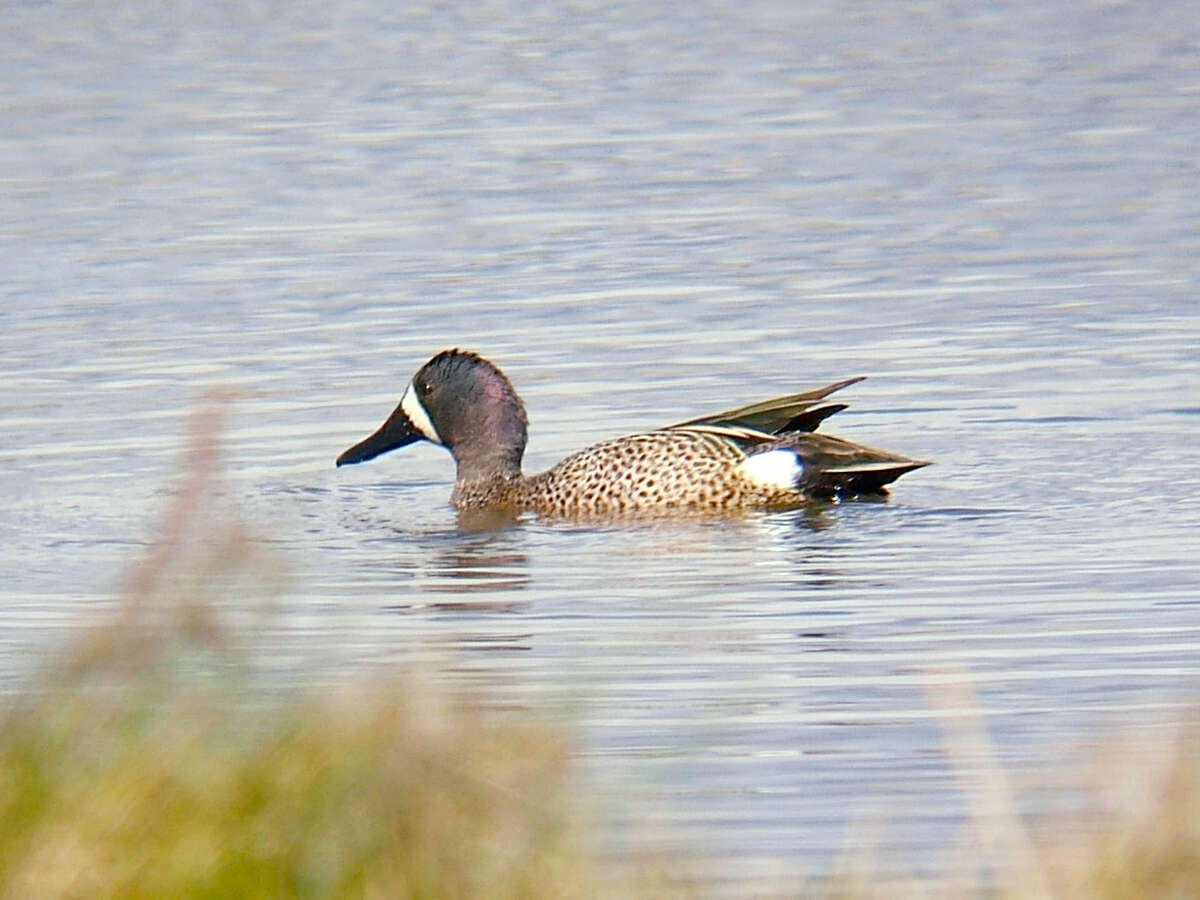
top-left (336, 349), bottom-right (528, 480)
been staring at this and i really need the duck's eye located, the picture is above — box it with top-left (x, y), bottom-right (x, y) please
top-left (417, 380), bottom-right (433, 396)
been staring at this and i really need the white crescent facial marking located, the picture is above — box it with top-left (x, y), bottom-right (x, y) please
top-left (738, 448), bottom-right (803, 490)
top-left (401, 381), bottom-right (443, 444)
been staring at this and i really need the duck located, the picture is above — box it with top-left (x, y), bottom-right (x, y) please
top-left (335, 349), bottom-right (927, 518)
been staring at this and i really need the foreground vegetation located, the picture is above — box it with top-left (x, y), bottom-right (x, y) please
top-left (1, 400), bottom-right (1196, 898)
top-left (0, 676), bottom-right (591, 898)
top-left (0, 403), bottom-right (629, 899)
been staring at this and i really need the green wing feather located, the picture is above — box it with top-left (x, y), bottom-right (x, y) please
top-left (668, 377), bottom-right (865, 434)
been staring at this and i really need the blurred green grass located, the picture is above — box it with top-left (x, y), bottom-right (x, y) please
top-left (0, 676), bottom-right (593, 899)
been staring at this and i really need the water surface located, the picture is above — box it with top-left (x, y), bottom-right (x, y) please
top-left (3, 1), bottom-right (1199, 892)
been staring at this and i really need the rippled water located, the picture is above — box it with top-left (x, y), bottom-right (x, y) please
top-left (4, 1), bottom-right (1200, 892)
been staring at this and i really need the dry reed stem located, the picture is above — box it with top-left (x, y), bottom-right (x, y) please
top-left (69, 391), bottom-right (250, 676)
top-left (924, 666), bottom-right (1053, 900)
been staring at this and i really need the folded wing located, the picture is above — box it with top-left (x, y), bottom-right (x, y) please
top-left (670, 377), bottom-right (927, 497)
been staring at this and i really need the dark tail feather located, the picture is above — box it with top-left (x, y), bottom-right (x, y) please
top-left (792, 433), bottom-right (929, 498)
top-left (804, 460), bottom-right (929, 497)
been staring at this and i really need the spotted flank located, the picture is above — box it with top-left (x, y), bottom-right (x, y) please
top-left (336, 349), bottom-right (928, 519)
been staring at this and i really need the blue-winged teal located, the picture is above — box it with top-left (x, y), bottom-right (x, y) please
top-left (336, 349), bottom-right (927, 518)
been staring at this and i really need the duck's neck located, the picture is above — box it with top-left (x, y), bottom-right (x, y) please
top-left (443, 362), bottom-right (528, 504)
top-left (452, 444), bottom-right (523, 485)
top-left (447, 407), bottom-right (526, 500)
top-left (450, 456), bottom-right (524, 509)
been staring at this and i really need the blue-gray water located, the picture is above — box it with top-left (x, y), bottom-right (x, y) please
top-left (4, 1), bottom-right (1199, 893)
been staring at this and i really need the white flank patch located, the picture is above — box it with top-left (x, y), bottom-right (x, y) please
top-left (738, 449), bottom-right (803, 490)
top-left (401, 382), bottom-right (443, 444)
